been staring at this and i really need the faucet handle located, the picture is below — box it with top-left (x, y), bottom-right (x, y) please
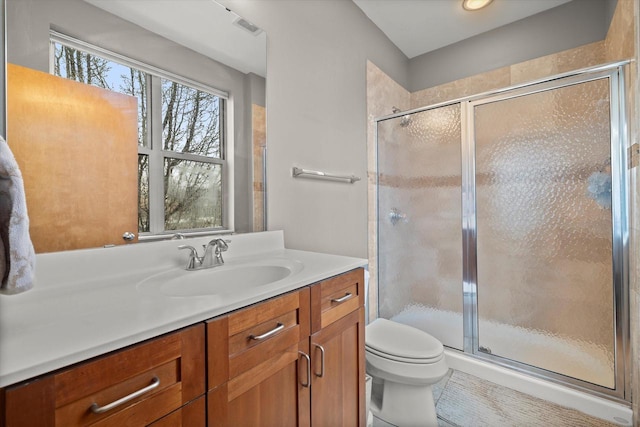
top-left (208, 239), bottom-right (231, 252)
top-left (178, 245), bottom-right (200, 270)
top-left (205, 239), bottom-right (231, 266)
top-left (218, 239), bottom-right (231, 251)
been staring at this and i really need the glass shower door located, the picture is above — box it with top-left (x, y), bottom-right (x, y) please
top-left (377, 103), bottom-right (464, 349)
top-left (471, 76), bottom-right (619, 389)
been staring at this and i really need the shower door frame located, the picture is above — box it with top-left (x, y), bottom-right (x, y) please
top-left (375, 61), bottom-right (630, 402)
top-left (463, 65), bottom-right (629, 402)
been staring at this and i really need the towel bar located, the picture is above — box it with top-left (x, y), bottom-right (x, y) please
top-left (292, 167), bottom-right (360, 184)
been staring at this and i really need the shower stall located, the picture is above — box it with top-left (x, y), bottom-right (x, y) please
top-left (376, 63), bottom-right (629, 401)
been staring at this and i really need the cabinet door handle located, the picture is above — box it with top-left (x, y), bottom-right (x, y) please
top-left (298, 351), bottom-right (311, 387)
top-left (313, 344), bottom-right (325, 377)
top-left (90, 376), bottom-right (160, 414)
top-left (249, 322), bottom-right (284, 341)
top-left (331, 293), bottom-right (353, 304)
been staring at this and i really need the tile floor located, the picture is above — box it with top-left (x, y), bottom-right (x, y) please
top-left (371, 370), bottom-right (620, 427)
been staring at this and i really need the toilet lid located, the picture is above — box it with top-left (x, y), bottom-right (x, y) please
top-left (365, 318), bottom-right (443, 361)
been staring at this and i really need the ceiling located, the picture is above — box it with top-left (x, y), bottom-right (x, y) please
top-left (83, 0), bottom-right (267, 76)
top-left (82, 0), bottom-right (573, 75)
top-left (352, 0), bottom-right (572, 59)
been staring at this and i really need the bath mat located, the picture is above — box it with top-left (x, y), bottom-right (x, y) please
top-left (435, 371), bottom-right (619, 427)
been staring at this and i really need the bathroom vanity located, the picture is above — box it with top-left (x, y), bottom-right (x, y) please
top-left (0, 231), bottom-right (367, 426)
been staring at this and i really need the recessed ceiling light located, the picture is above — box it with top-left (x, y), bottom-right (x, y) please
top-left (462, 0), bottom-right (494, 11)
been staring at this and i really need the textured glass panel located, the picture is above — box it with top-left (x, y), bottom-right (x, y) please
top-left (164, 159), bottom-right (223, 230)
top-left (377, 104), bottom-right (463, 350)
top-left (474, 79), bottom-right (615, 388)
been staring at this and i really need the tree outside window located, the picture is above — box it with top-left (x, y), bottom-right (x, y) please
top-left (53, 42), bottom-right (225, 234)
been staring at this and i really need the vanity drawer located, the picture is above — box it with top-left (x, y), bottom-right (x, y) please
top-left (310, 268), bottom-right (364, 333)
top-left (207, 288), bottom-right (310, 389)
top-left (2, 324), bottom-right (205, 427)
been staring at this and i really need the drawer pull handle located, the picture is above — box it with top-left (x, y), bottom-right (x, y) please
top-left (331, 293), bottom-right (353, 304)
top-left (249, 322), bottom-right (284, 341)
top-left (90, 376), bottom-right (160, 414)
top-left (314, 344), bottom-right (325, 378)
top-left (298, 351), bottom-right (311, 387)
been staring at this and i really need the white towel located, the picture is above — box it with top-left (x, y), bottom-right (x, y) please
top-left (0, 136), bottom-right (35, 294)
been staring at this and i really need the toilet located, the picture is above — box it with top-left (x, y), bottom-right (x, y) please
top-left (365, 318), bottom-right (448, 427)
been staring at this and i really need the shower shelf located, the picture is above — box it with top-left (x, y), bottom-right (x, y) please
top-left (292, 167), bottom-right (361, 184)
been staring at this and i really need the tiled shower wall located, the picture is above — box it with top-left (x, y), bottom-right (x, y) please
top-left (366, 62), bottom-right (410, 323)
top-left (366, 0), bottom-right (638, 420)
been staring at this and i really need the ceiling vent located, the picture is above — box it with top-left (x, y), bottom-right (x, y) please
top-left (233, 17), bottom-right (263, 36)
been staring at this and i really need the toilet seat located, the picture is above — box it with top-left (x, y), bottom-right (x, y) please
top-left (366, 318), bottom-right (444, 361)
top-left (365, 344), bottom-right (444, 364)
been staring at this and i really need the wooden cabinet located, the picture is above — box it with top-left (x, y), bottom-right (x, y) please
top-left (205, 267), bottom-right (366, 427)
top-left (147, 396), bottom-right (206, 427)
top-left (206, 288), bottom-right (311, 426)
top-left (0, 268), bottom-right (365, 427)
top-left (1, 324), bottom-right (205, 427)
top-left (310, 269), bottom-right (366, 427)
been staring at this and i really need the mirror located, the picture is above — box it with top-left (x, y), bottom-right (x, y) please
top-left (4, 0), bottom-right (266, 253)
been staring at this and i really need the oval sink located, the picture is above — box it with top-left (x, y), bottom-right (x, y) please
top-left (137, 258), bottom-right (303, 297)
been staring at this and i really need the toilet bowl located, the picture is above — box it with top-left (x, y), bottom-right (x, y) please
top-left (365, 318), bottom-right (448, 427)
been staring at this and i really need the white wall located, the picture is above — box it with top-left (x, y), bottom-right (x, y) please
top-left (218, 0), bottom-right (408, 258)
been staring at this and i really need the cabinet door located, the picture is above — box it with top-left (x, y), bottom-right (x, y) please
top-left (310, 308), bottom-right (365, 427)
top-left (207, 340), bottom-right (311, 427)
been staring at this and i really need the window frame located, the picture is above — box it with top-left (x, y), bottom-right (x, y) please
top-left (49, 31), bottom-right (234, 238)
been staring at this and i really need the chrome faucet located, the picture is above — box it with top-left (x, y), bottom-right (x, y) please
top-left (178, 245), bottom-right (201, 270)
top-left (202, 239), bottom-right (230, 268)
top-left (178, 239), bottom-right (231, 270)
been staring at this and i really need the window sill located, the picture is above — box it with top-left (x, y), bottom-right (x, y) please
top-left (137, 229), bottom-right (235, 243)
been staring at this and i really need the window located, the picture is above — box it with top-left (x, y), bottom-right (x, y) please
top-left (51, 35), bottom-right (227, 236)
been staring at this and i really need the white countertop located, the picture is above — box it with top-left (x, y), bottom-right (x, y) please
top-left (0, 231), bottom-right (367, 387)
